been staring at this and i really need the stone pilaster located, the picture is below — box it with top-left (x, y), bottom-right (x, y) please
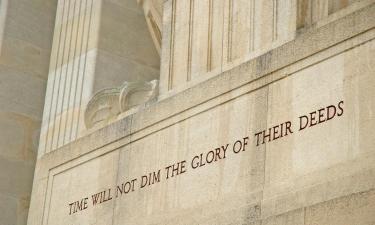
top-left (38, 0), bottom-right (160, 156)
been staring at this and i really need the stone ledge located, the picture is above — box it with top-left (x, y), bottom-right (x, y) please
top-left (36, 3), bottom-right (375, 174)
top-left (262, 188), bottom-right (375, 225)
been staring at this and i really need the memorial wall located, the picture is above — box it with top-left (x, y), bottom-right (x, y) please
top-left (27, 0), bottom-right (375, 225)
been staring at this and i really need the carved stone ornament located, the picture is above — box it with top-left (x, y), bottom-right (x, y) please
top-left (84, 80), bottom-right (159, 129)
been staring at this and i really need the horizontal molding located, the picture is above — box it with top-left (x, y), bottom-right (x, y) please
top-left (36, 3), bottom-right (375, 177)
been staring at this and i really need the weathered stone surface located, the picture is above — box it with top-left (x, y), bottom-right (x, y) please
top-left (0, 194), bottom-right (18, 225)
top-left (159, 0), bottom-right (374, 97)
top-left (29, 6), bottom-right (375, 224)
top-left (38, 0), bottom-right (160, 155)
top-left (23, 1), bottom-right (375, 225)
top-left (0, 1), bottom-right (57, 225)
top-left (305, 189), bottom-right (375, 225)
top-left (262, 209), bottom-right (304, 225)
top-left (84, 79), bottom-right (159, 128)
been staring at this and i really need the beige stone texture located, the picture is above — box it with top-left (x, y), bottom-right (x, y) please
top-left (0, 194), bottom-right (18, 225)
top-left (139, 0), bottom-right (163, 54)
top-left (28, 3), bottom-right (375, 225)
top-left (305, 189), bottom-right (375, 225)
top-left (44, 151), bottom-right (119, 225)
top-left (159, 0), bottom-right (373, 98)
top-left (38, 0), bottom-right (160, 156)
top-left (0, 0), bottom-right (57, 225)
top-left (262, 209), bottom-right (305, 225)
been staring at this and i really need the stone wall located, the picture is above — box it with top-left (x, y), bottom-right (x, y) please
top-left (0, 0), bottom-right (57, 224)
top-left (37, 0), bottom-right (160, 155)
top-left (159, 0), bottom-right (367, 98)
top-left (139, 0), bottom-right (163, 54)
top-left (27, 3), bottom-right (375, 225)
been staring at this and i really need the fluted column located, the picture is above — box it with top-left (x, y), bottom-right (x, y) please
top-left (38, 0), bottom-right (160, 156)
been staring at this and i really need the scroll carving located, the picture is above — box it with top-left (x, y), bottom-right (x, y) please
top-left (84, 80), bottom-right (159, 129)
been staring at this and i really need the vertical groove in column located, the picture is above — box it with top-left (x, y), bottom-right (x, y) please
top-left (75, 0), bottom-right (94, 139)
top-left (186, 0), bottom-right (194, 82)
top-left (55, 0), bottom-right (72, 148)
top-left (207, 0), bottom-right (213, 72)
top-left (311, 0), bottom-right (316, 23)
top-left (63, 0), bottom-right (82, 145)
top-left (219, 0), bottom-right (226, 72)
top-left (70, 0), bottom-right (88, 142)
top-left (43, 0), bottom-right (66, 154)
top-left (227, 0), bottom-right (233, 63)
top-left (56, 0), bottom-right (78, 148)
top-left (51, 0), bottom-right (72, 150)
top-left (273, 0), bottom-right (278, 41)
top-left (49, 0), bottom-right (71, 152)
top-left (297, 0), bottom-right (311, 30)
top-left (168, 0), bottom-right (176, 90)
top-left (249, 0), bottom-right (255, 52)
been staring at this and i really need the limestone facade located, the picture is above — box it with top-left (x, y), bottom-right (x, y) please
top-left (159, 0), bottom-right (369, 97)
top-left (0, 0), bottom-right (372, 224)
top-left (37, 0), bottom-right (160, 155)
top-left (0, 0), bottom-right (56, 224)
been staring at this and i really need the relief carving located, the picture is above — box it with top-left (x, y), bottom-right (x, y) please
top-left (84, 80), bottom-right (159, 129)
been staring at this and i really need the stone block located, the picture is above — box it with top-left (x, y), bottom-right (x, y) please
top-left (0, 157), bottom-right (35, 198)
top-left (305, 189), bottom-right (375, 225)
top-left (264, 39), bottom-right (375, 197)
top-left (262, 208), bottom-right (304, 225)
top-left (5, 0), bottom-right (57, 50)
top-left (45, 150), bottom-right (119, 225)
top-left (0, 36), bottom-right (51, 79)
top-left (0, 194), bottom-right (18, 225)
